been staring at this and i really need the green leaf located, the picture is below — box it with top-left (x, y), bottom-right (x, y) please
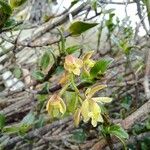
top-left (66, 45), bottom-right (81, 54)
top-left (146, 119), bottom-right (150, 130)
top-left (140, 137), bottom-right (150, 150)
top-left (105, 13), bottom-right (116, 32)
top-left (55, 66), bottom-right (64, 75)
top-left (18, 124), bottom-right (30, 136)
top-left (32, 70), bottom-right (45, 81)
top-left (0, 114), bottom-right (5, 130)
top-left (58, 28), bottom-right (66, 54)
top-left (21, 112), bottom-right (35, 126)
top-left (3, 126), bottom-right (19, 134)
top-left (105, 124), bottom-right (128, 150)
top-left (71, 0), bottom-right (79, 6)
top-left (90, 59), bottom-right (111, 78)
top-left (65, 91), bottom-right (77, 113)
top-left (72, 129), bottom-right (87, 143)
top-left (0, 0), bottom-right (12, 14)
top-left (108, 124), bottom-right (129, 139)
top-left (37, 94), bottom-right (48, 103)
top-left (0, 0), bottom-right (12, 28)
top-left (3, 18), bottom-right (16, 28)
top-left (121, 95), bottom-right (132, 110)
top-left (40, 52), bottom-right (51, 70)
top-left (35, 114), bottom-right (46, 128)
top-left (69, 21), bottom-right (98, 36)
top-left (41, 82), bottom-right (50, 93)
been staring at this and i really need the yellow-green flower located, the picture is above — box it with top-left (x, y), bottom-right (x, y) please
top-left (74, 85), bottom-right (112, 127)
top-left (82, 51), bottom-right (95, 76)
top-left (46, 94), bottom-right (66, 118)
top-left (64, 55), bottom-right (83, 75)
top-left (81, 99), bottom-right (103, 127)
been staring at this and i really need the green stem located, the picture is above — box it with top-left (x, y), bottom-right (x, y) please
top-left (102, 114), bottom-right (114, 150)
top-left (71, 74), bottom-right (84, 101)
top-left (59, 83), bottom-right (70, 96)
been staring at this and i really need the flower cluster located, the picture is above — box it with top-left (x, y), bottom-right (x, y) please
top-left (64, 52), bottom-right (95, 76)
top-left (46, 51), bottom-right (112, 127)
top-left (64, 55), bottom-right (83, 76)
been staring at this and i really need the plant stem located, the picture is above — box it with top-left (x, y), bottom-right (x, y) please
top-left (71, 74), bottom-right (84, 101)
top-left (102, 114), bottom-right (114, 150)
top-left (59, 83), bottom-right (70, 96)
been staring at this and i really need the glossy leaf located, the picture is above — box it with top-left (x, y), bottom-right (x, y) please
top-left (0, 0), bottom-right (12, 14)
top-left (103, 124), bottom-right (128, 149)
top-left (108, 124), bottom-right (129, 139)
top-left (66, 45), bottom-right (81, 54)
top-left (90, 59), bottom-right (111, 78)
top-left (69, 21), bottom-right (98, 36)
top-left (4, 18), bottom-right (16, 28)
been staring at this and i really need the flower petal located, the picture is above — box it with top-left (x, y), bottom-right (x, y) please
top-left (85, 85), bottom-right (107, 99)
top-left (91, 118), bottom-right (98, 127)
top-left (46, 94), bottom-right (66, 118)
top-left (82, 51), bottom-right (94, 62)
top-left (93, 97), bottom-right (112, 103)
top-left (74, 108), bottom-right (81, 127)
top-left (60, 99), bottom-right (66, 114)
top-left (97, 114), bottom-right (103, 122)
top-left (81, 100), bottom-right (90, 122)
